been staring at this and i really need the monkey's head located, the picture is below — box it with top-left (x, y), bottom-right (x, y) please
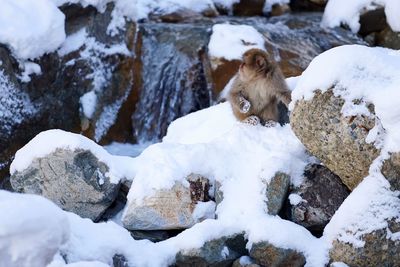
top-left (239, 48), bottom-right (273, 82)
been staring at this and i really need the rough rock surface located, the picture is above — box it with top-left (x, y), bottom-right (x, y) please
top-left (175, 234), bottom-right (247, 267)
top-left (290, 90), bottom-right (379, 190)
top-left (289, 164), bottom-right (350, 231)
top-left (329, 220), bottom-right (400, 266)
top-left (381, 152), bottom-right (400, 191)
top-left (122, 174), bottom-right (212, 230)
top-left (10, 149), bottom-right (120, 221)
top-left (265, 172), bottom-right (290, 215)
top-left (249, 241), bottom-right (306, 267)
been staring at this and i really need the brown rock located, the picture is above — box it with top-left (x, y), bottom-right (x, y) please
top-left (250, 241), bottom-right (306, 267)
top-left (329, 220), bottom-right (400, 266)
top-left (232, 0), bottom-right (265, 16)
top-left (290, 90), bottom-right (379, 190)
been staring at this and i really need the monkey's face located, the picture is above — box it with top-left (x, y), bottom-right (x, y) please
top-left (239, 48), bottom-right (271, 82)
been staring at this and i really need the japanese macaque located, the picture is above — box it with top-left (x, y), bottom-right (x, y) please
top-left (228, 48), bottom-right (291, 126)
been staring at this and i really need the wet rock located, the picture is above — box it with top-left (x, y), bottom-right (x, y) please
top-left (359, 8), bottom-right (388, 36)
top-left (10, 148), bottom-right (120, 221)
top-left (122, 174), bottom-right (213, 230)
top-left (0, 4), bottom-right (136, 184)
top-left (265, 172), bottom-right (290, 215)
top-left (290, 90), bottom-right (379, 190)
top-left (113, 255), bottom-right (129, 267)
top-left (329, 220), bottom-right (400, 266)
top-left (376, 27), bottom-right (400, 49)
top-left (129, 230), bottom-right (171, 243)
top-left (232, 0), bottom-right (265, 16)
top-left (289, 164), bottom-right (350, 232)
top-left (176, 234), bottom-right (247, 267)
top-left (249, 241), bottom-right (306, 267)
top-left (132, 23), bottom-right (213, 143)
top-left (290, 0), bottom-right (327, 12)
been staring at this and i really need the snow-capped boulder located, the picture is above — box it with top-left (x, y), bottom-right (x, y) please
top-left (9, 130), bottom-right (135, 221)
top-left (10, 148), bottom-right (120, 221)
top-left (249, 241), bottom-right (306, 267)
top-left (288, 164), bottom-right (349, 231)
top-left (291, 89), bottom-right (379, 190)
top-left (122, 174), bottom-right (214, 230)
top-left (323, 174), bottom-right (400, 266)
top-left (0, 190), bottom-right (69, 267)
top-left (290, 45), bottom-right (400, 190)
top-left (175, 234), bottom-right (246, 267)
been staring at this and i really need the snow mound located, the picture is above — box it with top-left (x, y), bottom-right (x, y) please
top-left (208, 24), bottom-right (265, 61)
top-left (323, 171), bottom-right (400, 247)
top-left (0, 0), bottom-right (66, 60)
top-left (290, 45), bottom-right (400, 154)
top-left (322, 0), bottom-right (400, 33)
top-left (0, 191), bottom-right (69, 267)
top-left (9, 129), bottom-right (136, 183)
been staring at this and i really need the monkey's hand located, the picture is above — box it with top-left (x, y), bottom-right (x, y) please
top-left (239, 96), bottom-right (251, 113)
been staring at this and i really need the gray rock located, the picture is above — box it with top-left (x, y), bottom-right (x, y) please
top-left (290, 90), bottom-right (379, 190)
top-left (265, 172), bottom-right (290, 215)
top-left (175, 234), bottom-right (247, 267)
top-left (250, 241), bottom-right (306, 267)
top-left (329, 220), bottom-right (400, 266)
top-left (10, 148), bottom-right (120, 221)
top-left (289, 164), bottom-right (350, 231)
top-left (122, 174), bottom-right (213, 230)
top-left (381, 152), bottom-right (400, 191)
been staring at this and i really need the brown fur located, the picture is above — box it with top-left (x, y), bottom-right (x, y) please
top-left (228, 48), bottom-right (291, 124)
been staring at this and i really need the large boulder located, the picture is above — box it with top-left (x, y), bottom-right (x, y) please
top-left (290, 90), bottom-right (379, 190)
top-left (249, 241), bottom-right (306, 267)
top-left (122, 174), bottom-right (214, 230)
top-left (329, 220), bottom-right (400, 266)
top-left (288, 164), bottom-right (350, 231)
top-left (10, 148), bottom-right (120, 221)
top-left (176, 234), bottom-right (247, 267)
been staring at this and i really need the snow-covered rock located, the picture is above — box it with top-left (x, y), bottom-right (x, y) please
top-left (0, 190), bottom-right (69, 267)
top-left (288, 164), bottom-right (349, 231)
top-left (122, 174), bottom-right (213, 230)
top-left (175, 234), bottom-right (246, 266)
top-left (322, 0), bottom-right (400, 33)
top-left (9, 129), bottom-right (136, 220)
top-left (290, 45), bottom-right (400, 190)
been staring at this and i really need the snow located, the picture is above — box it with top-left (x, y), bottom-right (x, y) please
top-left (58, 28), bottom-right (88, 57)
top-left (192, 201), bottom-right (216, 221)
top-left (289, 193), bottom-right (305, 205)
top-left (290, 45), bottom-right (400, 154)
top-left (80, 91), bottom-right (97, 119)
top-left (0, 70), bottom-right (37, 134)
top-left (9, 129), bottom-right (136, 183)
top-left (0, 191), bottom-right (69, 267)
top-left (18, 61), bottom-right (42, 83)
top-left (323, 170), bottom-right (400, 247)
top-left (104, 142), bottom-right (152, 157)
top-left (0, 0), bottom-right (66, 60)
top-left (322, 0), bottom-right (400, 33)
top-left (208, 24), bottom-right (265, 62)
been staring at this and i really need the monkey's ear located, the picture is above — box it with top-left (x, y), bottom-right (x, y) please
top-left (255, 55), bottom-right (266, 69)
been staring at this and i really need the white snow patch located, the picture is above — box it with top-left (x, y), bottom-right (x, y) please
top-left (0, 190), bottom-right (69, 267)
top-left (18, 61), bottom-right (42, 83)
top-left (322, 0), bottom-right (400, 33)
top-left (104, 142), bottom-right (152, 158)
top-left (192, 201), bottom-right (216, 221)
top-left (9, 129), bottom-right (136, 183)
top-left (239, 255), bottom-right (254, 265)
top-left (0, 0), bottom-right (66, 60)
top-left (58, 28), bottom-right (88, 56)
top-left (0, 70), bottom-right (37, 133)
top-left (289, 193), bottom-right (305, 205)
top-left (80, 91), bottom-right (97, 119)
top-left (208, 24), bottom-right (265, 61)
top-left (220, 246), bottom-right (229, 258)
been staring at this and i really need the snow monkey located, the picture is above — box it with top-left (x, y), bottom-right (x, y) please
top-left (228, 48), bottom-right (292, 126)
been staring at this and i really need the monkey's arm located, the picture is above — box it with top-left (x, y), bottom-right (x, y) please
top-left (230, 91), bottom-right (251, 113)
top-left (273, 73), bottom-right (292, 107)
top-left (276, 90), bottom-right (292, 107)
